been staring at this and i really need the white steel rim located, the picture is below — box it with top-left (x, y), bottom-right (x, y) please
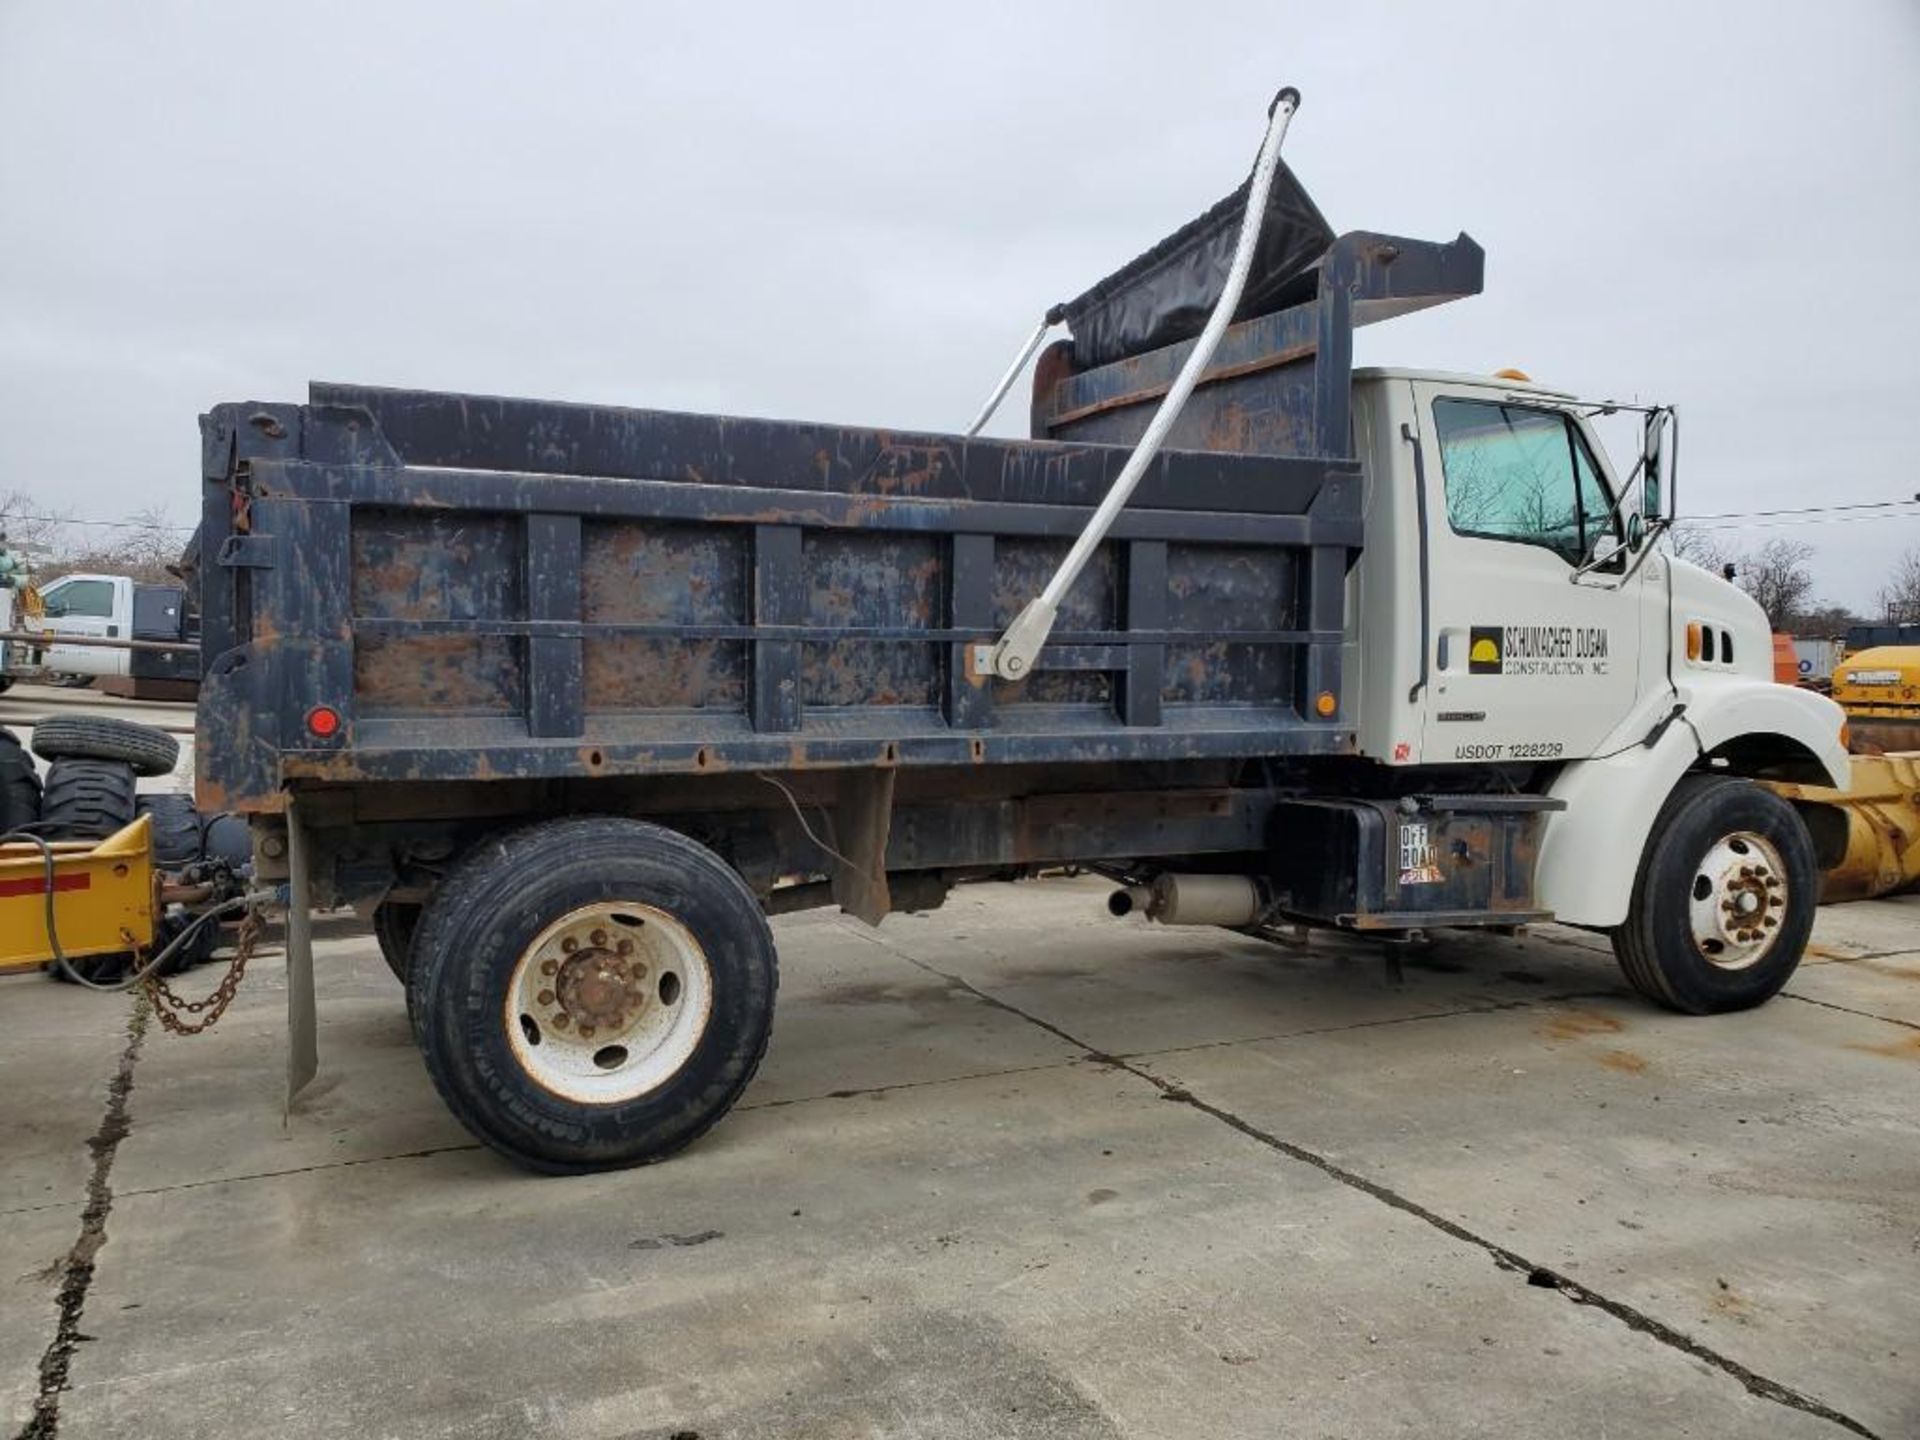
top-left (504, 902), bottom-right (714, 1104)
top-left (1686, 831), bottom-right (1788, 971)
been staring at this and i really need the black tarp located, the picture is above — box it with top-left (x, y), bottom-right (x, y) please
top-left (1060, 161), bottom-right (1333, 370)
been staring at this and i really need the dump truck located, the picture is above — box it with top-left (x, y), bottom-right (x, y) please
top-left (185, 90), bottom-right (1846, 1173)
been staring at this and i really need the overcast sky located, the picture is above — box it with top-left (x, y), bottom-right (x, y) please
top-left (2, 2), bottom-right (1916, 611)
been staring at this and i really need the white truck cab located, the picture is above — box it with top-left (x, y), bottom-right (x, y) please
top-left (8, 572), bottom-right (197, 698)
top-left (1349, 368), bottom-right (1847, 934)
top-left (34, 573), bottom-right (139, 679)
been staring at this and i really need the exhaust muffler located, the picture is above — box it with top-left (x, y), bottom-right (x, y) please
top-left (1108, 874), bottom-right (1263, 927)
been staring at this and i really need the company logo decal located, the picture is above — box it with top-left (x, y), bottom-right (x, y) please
top-left (1469, 625), bottom-right (1609, 677)
top-left (1468, 627), bottom-right (1503, 674)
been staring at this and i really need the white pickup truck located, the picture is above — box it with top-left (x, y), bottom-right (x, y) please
top-left (1, 572), bottom-right (198, 699)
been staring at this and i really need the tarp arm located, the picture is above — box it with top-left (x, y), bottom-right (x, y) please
top-left (964, 305), bottom-right (1065, 437)
top-left (980, 87), bottom-right (1302, 682)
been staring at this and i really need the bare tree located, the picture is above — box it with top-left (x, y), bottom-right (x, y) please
top-left (1795, 602), bottom-right (1864, 637)
top-left (1878, 546), bottom-right (1920, 626)
top-left (1737, 538), bottom-right (1816, 629)
top-left (0, 493), bottom-right (192, 587)
top-left (1666, 523), bottom-right (1731, 574)
top-left (0, 489), bottom-right (74, 572)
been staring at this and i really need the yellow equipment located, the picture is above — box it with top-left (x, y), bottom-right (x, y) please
top-left (1771, 754), bottom-right (1920, 903)
top-left (1832, 645), bottom-right (1920, 755)
top-left (0, 816), bottom-right (155, 975)
top-left (1757, 646), bottom-right (1920, 903)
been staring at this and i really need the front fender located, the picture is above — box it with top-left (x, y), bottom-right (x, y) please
top-left (1537, 681), bottom-right (1847, 928)
top-left (1685, 681), bottom-right (1849, 789)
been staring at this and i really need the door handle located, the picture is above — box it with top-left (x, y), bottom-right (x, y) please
top-left (107, 625), bottom-right (120, 637)
top-left (1436, 633), bottom-right (1449, 670)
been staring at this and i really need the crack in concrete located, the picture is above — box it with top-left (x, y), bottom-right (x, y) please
top-left (739, 1058), bottom-right (1081, 1112)
top-left (108, 1142), bottom-right (486, 1202)
top-left (14, 998), bottom-right (148, 1440)
top-left (861, 928), bottom-right (1881, 1440)
top-left (1, 1143), bottom-right (489, 1216)
top-left (1780, 991), bottom-right (1920, 1033)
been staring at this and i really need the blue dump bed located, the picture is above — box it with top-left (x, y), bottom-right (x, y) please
top-left (193, 226), bottom-right (1479, 813)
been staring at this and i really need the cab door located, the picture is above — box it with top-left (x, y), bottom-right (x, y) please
top-left (38, 576), bottom-right (127, 677)
top-left (1414, 386), bottom-right (1644, 764)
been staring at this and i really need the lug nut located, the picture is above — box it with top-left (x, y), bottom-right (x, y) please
top-left (538, 988), bottom-right (555, 1006)
top-left (553, 1013), bottom-right (571, 1029)
top-left (578, 1024), bottom-right (595, 1039)
top-left (591, 929), bottom-right (608, 947)
top-left (616, 939), bottom-right (634, 956)
top-left (561, 937), bottom-right (578, 953)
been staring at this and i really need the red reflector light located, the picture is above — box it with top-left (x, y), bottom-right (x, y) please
top-left (306, 705), bottom-right (342, 738)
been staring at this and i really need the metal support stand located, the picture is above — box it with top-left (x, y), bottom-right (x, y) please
top-left (284, 799), bottom-right (318, 1114)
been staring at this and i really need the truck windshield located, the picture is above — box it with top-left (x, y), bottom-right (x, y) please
top-left (1433, 399), bottom-right (1615, 564)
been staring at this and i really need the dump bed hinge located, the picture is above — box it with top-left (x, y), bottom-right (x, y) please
top-left (217, 534), bottom-right (276, 570)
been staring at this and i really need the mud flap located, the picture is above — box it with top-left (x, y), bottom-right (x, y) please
top-left (284, 797), bottom-right (318, 1112)
top-left (830, 767), bottom-right (896, 926)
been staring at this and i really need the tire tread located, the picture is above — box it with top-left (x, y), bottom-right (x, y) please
top-left (40, 758), bottom-right (138, 840)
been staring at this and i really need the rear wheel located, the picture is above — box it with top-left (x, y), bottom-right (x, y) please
top-left (372, 900), bottom-right (421, 985)
top-left (409, 817), bottom-right (778, 1173)
top-left (1612, 775), bottom-right (1817, 1013)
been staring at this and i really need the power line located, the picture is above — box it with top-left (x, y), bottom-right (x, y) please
top-left (0, 510), bottom-right (195, 534)
top-left (1688, 508), bottom-right (1920, 532)
top-left (1686, 497), bottom-right (1920, 522)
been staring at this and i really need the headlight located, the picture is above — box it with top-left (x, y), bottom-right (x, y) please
top-left (1844, 669), bottom-right (1902, 686)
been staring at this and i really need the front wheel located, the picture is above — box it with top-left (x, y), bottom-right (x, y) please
top-left (409, 817), bottom-right (777, 1173)
top-left (1611, 775), bottom-right (1818, 1014)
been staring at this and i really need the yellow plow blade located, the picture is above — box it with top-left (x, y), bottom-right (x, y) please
top-left (0, 816), bottom-right (155, 974)
top-left (1771, 754), bottom-right (1920, 904)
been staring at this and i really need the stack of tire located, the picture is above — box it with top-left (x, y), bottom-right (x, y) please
top-left (0, 725), bottom-right (40, 836)
top-left (4, 715), bottom-right (225, 982)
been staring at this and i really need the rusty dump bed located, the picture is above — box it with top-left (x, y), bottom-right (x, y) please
top-left (194, 228), bottom-right (1481, 814)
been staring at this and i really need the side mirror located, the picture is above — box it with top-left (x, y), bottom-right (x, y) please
top-left (1641, 408), bottom-right (1672, 520)
top-left (1625, 512), bottom-right (1646, 550)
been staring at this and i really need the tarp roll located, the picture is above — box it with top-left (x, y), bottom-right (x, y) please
top-left (1060, 161), bottom-right (1333, 370)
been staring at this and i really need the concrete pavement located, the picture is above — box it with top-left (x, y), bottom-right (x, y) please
top-left (2, 879), bottom-right (1916, 1438)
